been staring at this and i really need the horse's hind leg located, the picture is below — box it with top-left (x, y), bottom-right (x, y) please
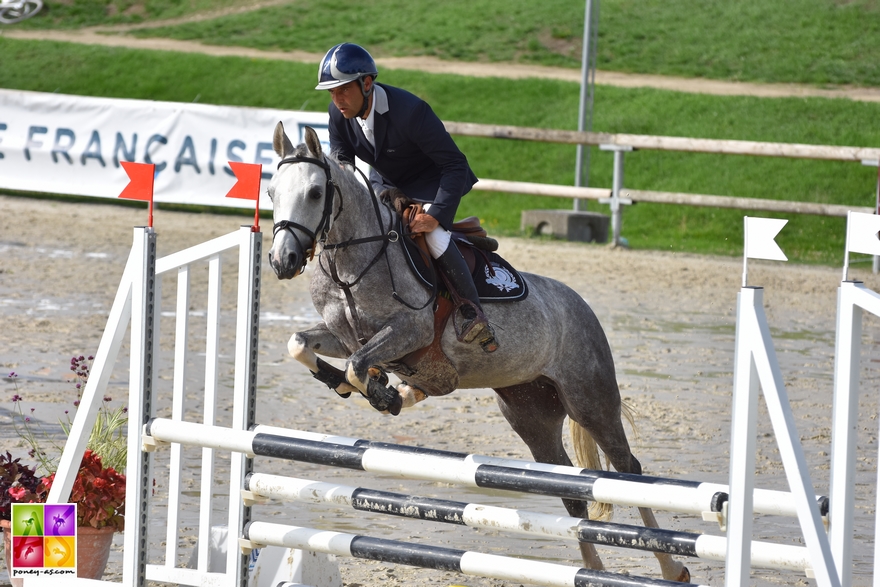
top-left (561, 383), bottom-right (691, 582)
top-left (493, 379), bottom-right (604, 571)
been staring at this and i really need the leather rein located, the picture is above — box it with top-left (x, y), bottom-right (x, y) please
top-left (273, 155), bottom-right (435, 345)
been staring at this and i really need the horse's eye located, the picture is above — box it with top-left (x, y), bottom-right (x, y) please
top-left (308, 186), bottom-right (323, 200)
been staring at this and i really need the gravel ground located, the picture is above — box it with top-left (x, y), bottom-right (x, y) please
top-left (2, 193), bottom-right (880, 586)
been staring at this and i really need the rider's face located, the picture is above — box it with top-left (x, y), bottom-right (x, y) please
top-left (328, 78), bottom-right (372, 119)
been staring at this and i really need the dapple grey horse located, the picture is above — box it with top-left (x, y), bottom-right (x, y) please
top-left (267, 123), bottom-right (690, 582)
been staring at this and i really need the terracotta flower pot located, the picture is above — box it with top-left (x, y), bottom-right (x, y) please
top-left (1, 518), bottom-right (115, 582)
top-left (75, 525), bottom-right (115, 580)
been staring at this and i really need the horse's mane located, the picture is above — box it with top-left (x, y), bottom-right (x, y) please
top-left (290, 141), bottom-right (394, 218)
top-left (324, 149), bottom-right (384, 203)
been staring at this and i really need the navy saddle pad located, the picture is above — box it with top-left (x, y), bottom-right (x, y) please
top-left (401, 230), bottom-right (529, 304)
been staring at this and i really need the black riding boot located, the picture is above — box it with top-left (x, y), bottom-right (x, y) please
top-left (435, 246), bottom-right (498, 352)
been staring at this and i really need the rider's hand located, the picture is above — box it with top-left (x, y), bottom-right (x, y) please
top-left (409, 213), bottom-right (439, 234)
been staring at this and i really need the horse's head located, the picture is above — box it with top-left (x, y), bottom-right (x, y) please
top-left (268, 122), bottom-right (337, 279)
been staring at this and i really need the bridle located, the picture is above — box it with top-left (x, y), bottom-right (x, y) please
top-left (272, 155), bottom-right (341, 276)
top-left (273, 154), bottom-right (434, 345)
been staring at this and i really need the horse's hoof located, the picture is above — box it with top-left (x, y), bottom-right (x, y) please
top-left (388, 395), bottom-right (402, 416)
top-left (367, 379), bottom-right (402, 415)
top-left (675, 566), bottom-right (691, 583)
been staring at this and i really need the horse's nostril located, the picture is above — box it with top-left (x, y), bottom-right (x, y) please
top-left (288, 252), bottom-right (298, 268)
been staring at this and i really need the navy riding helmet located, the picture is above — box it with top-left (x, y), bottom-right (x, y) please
top-left (316, 43), bottom-right (379, 91)
top-left (316, 43), bottom-right (378, 118)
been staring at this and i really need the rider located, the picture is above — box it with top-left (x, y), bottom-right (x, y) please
top-left (316, 42), bottom-right (498, 352)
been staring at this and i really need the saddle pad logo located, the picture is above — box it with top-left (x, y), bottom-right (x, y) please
top-left (485, 263), bottom-right (521, 292)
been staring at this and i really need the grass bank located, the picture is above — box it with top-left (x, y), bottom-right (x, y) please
top-left (15, 0), bottom-right (880, 88)
top-left (1, 38), bottom-right (879, 264)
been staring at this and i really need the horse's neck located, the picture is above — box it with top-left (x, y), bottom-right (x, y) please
top-left (326, 178), bottom-right (393, 245)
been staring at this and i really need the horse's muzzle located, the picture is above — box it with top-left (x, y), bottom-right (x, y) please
top-left (268, 249), bottom-right (303, 280)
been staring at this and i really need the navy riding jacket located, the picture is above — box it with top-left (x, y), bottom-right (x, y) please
top-left (327, 83), bottom-right (478, 230)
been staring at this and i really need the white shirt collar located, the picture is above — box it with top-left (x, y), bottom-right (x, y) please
top-left (357, 84), bottom-right (387, 147)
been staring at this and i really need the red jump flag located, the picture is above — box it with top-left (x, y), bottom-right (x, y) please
top-left (119, 161), bottom-right (156, 228)
top-left (225, 161), bottom-right (262, 231)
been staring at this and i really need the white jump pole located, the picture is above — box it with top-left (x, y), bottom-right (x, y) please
top-left (245, 472), bottom-right (812, 573)
top-left (242, 521), bottom-right (709, 587)
top-left (252, 424), bottom-right (825, 519)
top-left (144, 418), bottom-right (825, 521)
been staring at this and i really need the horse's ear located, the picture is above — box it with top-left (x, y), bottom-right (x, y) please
top-left (304, 126), bottom-right (323, 158)
top-left (273, 121), bottom-right (296, 158)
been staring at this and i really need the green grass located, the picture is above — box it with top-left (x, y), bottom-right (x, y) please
top-left (2, 38), bottom-right (878, 264)
top-left (11, 0), bottom-right (256, 28)
top-left (14, 0), bottom-right (880, 87)
top-left (6, 0), bottom-right (878, 256)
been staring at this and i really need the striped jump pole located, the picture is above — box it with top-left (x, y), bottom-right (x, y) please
top-left (241, 521), bottom-right (710, 587)
top-left (245, 472), bottom-right (812, 573)
top-left (144, 418), bottom-right (828, 520)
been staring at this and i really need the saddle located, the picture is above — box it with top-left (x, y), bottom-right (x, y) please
top-left (387, 197), bottom-right (528, 304)
top-left (380, 189), bottom-right (529, 378)
top-left (382, 187), bottom-right (499, 255)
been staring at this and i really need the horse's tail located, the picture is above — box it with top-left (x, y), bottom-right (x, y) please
top-left (568, 399), bottom-right (638, 522)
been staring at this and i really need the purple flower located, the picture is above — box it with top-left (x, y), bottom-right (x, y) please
top-left (11, 394), bottom-right (21, 403)
top-left (73, 400), bottom-right (80, 407)
top-left (76, 383), bottom-right (82, 389)
top-left (103, 396), bottom-right (112, 402)
top-left (8, 372), bottom-right (17, 378)
top-left (24, 417), bottom-right (30, 422)
top-left (122, 407), bottom-right (128, 414)
top-left (88, 356), bottom-right (94, 360)
top-left (30, 408), bottom-right (35, 413)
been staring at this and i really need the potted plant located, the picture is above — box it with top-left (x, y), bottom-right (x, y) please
top-left (3, 356), bottom-right (128, 580)
top-left (0, 451), bottom-right (41, 587)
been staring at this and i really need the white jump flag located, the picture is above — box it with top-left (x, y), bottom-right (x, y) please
top-left (745, 217), bottom-right (788, 261)
top-left (842, 210), bottom-right (880, 281)
top-left (743, 216), bottom-right (788, 287)
top-left (845, 211), bottom-right (880, 256)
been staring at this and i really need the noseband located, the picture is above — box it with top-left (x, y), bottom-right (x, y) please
top-left (273, 155), bottom-right (341, 275)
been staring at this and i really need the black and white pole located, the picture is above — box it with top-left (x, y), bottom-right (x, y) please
top-left (242, 521), bottom-right (708, 587)
top-left (144, 419), bottom-right (827, 520)
top-left (245, 473), bottom-right (811, 573)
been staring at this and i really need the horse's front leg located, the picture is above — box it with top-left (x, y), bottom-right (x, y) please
top-left (288, 322), bottom-right (360, 399)
top-left (346, 316), bottom-right (432, 415)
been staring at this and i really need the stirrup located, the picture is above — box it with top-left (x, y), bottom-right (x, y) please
top-left (459, 315), bottom-right (499, 353)
top-left (478, 327), bottom-right (499, 353)
top-left (459, 312), bottom-right (487, 344)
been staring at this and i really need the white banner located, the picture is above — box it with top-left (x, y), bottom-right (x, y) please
top-left (0, 89), bottom-right (331, 210)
